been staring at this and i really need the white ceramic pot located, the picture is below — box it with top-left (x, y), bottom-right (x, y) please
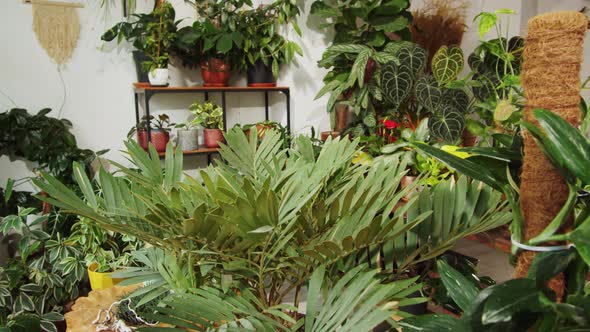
top-left (177, 129), bottom-right (199, 151)
top-left (148, 68), bottom-right (169, 86)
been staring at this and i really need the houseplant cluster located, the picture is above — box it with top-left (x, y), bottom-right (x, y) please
top-left (2, 1), bottom-right (590, 331)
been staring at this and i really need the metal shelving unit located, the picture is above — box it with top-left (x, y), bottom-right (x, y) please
top-left (132, 83), bottom-right (291, 160)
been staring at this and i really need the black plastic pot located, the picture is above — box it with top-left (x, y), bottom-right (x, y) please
top-left (247, 59), bottom-right (277, 87)
top-left (132, 50), bottom-right (150, 83)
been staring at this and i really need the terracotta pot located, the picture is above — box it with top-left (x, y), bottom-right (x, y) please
top-left (201, 58), bottom-right (231, 87)
top-left (321, 131), bottom-right (340, 141)
top-left (137, 129), bottom-right (169, 152)
top-left (401, 175), bottom-right (418, 202)
top-left (204, 128), bottom-right (224, 148)
top-left (462, 129), bottom-right (478, 147)
top-left (334, 104), bottom-right (349, 132)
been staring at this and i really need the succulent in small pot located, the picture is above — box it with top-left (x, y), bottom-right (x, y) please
top-left (189, 101), bottom-right (224, 148)
top-left (129, 114), bottom-right (173, 152)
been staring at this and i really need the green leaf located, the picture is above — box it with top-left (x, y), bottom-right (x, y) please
top-left (437, 260), bottom-right (479, 312)
top-left (475, 12), bottom-right (497, 39)
top-left (415, 76), bottom-right (441, 111)
top-left (72, 161), bottom-right (97, 210)
top-left (527, 248), bottom-right (577, 287)
top-left (5, 178), bottom-right (14, 203)
top-left (429, 106), bottom-right (465, 144)
top-left (432, 46), bottom-right (464, 85)
top-left (381, 62), bottom-right (413, 111)
top-left (481, 279), bottom-right (550, 324)
top-left (305, 265), bottom-right (325, 332)
top-left (399, 314), bottom-right (462, 331)
top-left (216, 34), bottom-right (233, 54)
top-left (349, 49), bottom-right (371, 88)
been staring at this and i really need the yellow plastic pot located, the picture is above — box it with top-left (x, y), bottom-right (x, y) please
top-left (87, 262), bottom-right (124, 290)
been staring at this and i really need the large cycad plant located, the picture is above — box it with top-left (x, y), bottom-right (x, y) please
top-left (34, 129), bottom-right (508, 330)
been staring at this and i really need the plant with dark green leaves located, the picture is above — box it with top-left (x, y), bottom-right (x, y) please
top-left (312, 0), bottom-right (413, 132)
top-left (233, 1), bottom-right (302, 77)
top-left (381, 44), bottom-right (472, 144)
top-left (0, 108), bottom-right (104, 186)
top-left (141, 2), bottom-right (177, 72)
top-left (33, 126), bottom-right (511, 330)
top-left (402, 250), bottom-right (590, 332)
top-left (465, 10), bottom-right (524, 145)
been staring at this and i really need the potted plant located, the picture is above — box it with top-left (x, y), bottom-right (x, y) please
top-left (174, 1), bottom-right (245, 87)
top-left (142, 2), bottom-right (176, 86)
top-left (129, 114), bottom-right (173, 152)
top-left (101, 4), bottom-right (179, 85)
top-left (174, 113), bottom-right (201, 151)
top-left (236, 2), bottom-right (302, 87)
top-left (189, 101), bottom-right (223, 148)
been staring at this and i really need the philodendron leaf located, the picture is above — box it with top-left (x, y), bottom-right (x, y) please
top-left (382, 61), bottom-right (414, 111)
top-left (443, 88), bottom-right (470, 113)
top-left (429, 106), bottom-right (465, 144)
top-left (432, 46), bottom-right (464, 85)
top-left (416, 76), bottom-right (441, 111)
top-left (481, 279), bottom-right (550, 324)
top-left (397, 44), bottom-right (427, 75)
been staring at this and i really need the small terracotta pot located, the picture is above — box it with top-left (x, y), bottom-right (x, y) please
top-left (462, 129), bottom-right (478, 147)
top-left (201, 58), bottom-right (231, 87)
top-left (321, 131), bottom-right (340, 141)
top-left (204, 128), bottom-right (224, 148)
top-left (137, 129), bottom-right (169, 152)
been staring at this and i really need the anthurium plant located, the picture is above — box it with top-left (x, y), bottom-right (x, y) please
top-left (312, 0), bottom-right (413, 132)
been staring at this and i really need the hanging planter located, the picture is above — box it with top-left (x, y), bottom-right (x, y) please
top-left (201, 58), bottom-right (231, 87)
top-left (247, 59), bottom-right (277, 87)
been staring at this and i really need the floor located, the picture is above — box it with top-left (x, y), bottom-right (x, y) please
top-left (452, 238), bottom-right (515, 282)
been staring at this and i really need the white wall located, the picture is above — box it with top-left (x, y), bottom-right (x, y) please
top-left (0, 0), bottom-right (550, 192)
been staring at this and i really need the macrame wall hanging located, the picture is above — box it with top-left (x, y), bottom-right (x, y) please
top-left (30, 0), bottom-right (83, 65)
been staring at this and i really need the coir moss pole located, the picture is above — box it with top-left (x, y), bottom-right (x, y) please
top-left (517, 11), bottom-right (587, 298)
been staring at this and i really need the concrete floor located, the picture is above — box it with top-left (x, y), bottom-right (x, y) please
top-left (452, 238), bottom-right (515, 282)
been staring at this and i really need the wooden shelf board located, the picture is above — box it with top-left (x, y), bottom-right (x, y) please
top-left (157, 147), bottom-right (219, 157)
top-left (465, 227), bottom-right (512, 254)
top-left (133, 83), bottom-right (289, 92)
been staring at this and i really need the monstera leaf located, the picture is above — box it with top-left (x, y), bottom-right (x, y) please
top-left (397, 44), bottom-right (427, 75)
top-left (382, 61), bottom-right (414, 111)
top-left (429, 106), bottom-right (465, 143)
top-left (432, 46), bottom-right (464, 86)
top-left (442, 88), bottom-right (470, 113)
top-left (416, 76), bottom-right (441, 111)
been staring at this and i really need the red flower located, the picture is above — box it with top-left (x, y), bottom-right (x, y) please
top-left (383, 119), bottom-right (400, 130)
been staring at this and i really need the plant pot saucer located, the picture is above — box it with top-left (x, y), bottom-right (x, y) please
top-left (203, 83), bottom-right (229, 87)
top-left (149, 83), bottom-right (170, 87)
top-left (248, 82), bottom-right (277, 88)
